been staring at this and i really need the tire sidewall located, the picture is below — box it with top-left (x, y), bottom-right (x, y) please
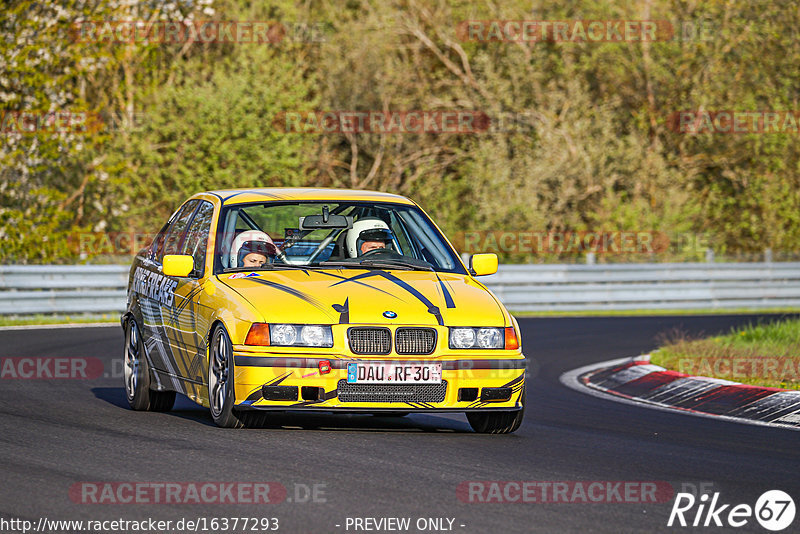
top-left (208, 324), bottom-right (239, 427)
top-left (125, 317), bottom-right (151, 410)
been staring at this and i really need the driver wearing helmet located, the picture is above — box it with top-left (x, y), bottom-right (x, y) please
top-left (346, 218), bottom-right (395, 258)
top-left (229, 230), bottom-right (277, 268)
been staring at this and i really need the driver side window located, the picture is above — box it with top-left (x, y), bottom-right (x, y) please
top-left (180, 201), bottom-right (214, 277)
top-left (158, 200), bottom-right (198, 263)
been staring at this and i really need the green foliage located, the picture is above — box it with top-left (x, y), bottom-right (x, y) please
top-left (2, 0), bottom-right (799, 263)
top-left (652, 318), bottom-right (800, 390)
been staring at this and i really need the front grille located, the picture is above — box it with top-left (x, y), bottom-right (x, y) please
top-left (395, 327), bottom-right (436, 355)
top-left (348, 327), bottom-right (391, 355)
top-left (336, 380), bottom-right (448, 403)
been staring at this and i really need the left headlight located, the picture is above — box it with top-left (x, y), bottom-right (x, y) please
top-left (448, 327), bottom-right (520, 350)
top-left (244, 323), bottom-right (334, 347)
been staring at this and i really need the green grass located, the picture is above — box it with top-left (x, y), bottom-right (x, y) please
top-left (0, 314), bottom-right (119, 327)
top-left (511, 308), bottom-right (800, 317)
top-left (651, 317), bottom-right (800, 390)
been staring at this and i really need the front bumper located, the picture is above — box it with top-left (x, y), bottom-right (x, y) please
top-left (232, 353), bottom-right (525, 412)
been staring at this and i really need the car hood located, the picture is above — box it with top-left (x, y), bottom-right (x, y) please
top-left (219, 268), bottom-right (506, 326)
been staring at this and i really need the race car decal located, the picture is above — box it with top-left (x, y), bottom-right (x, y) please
top-left (228, 272), bottom-right (261, 279)
top-left (243, 387), bottom-right (264, 404)
top-left (219, 189), bottom-right (287, 202)
top-left (316, 270), bottom-right (401, 299)
top-left (138, 297), bottom-right (184, 392)
top-left (167, 283), bottom-right (204, 325)
top-left (244, 277), bottom-right (335, 319)
top-left (435, 273), bottom-right (456, 309)
top-left (132, 266), bottom-right (178, 306)
top-left (330, 270), bottom-right (444, 325)
top-left (332, 298), bottom-right (349, 324)
top-left (265, 372), bottom-right (293, 386)
top-left (406, 401), bottom-right (435, 409)
top-left (465, 374), bottom-right (525, 409)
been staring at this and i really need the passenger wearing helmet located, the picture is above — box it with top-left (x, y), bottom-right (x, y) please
top-left (229, 230), bottom-right (277, 268)
top-left (346, 218), bottom-right (395, 258)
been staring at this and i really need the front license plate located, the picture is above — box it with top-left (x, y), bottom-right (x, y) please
top-left (346, 362), bottom-right (442, 384)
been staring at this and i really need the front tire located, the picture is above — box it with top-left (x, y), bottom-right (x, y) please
top-left (466, 387), bottom-right (525, 434)
top-left (466, 409), bottom-right (524, 434)
top-left (123, 317), bottom-right (175, 412)
top-left (208, 324), bottom-right (262, 428)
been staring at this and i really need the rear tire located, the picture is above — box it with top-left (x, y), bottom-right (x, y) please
top-left (208, 324), bottom-right (262, 428)
top-left (124, 317), bottom-right (175, 412)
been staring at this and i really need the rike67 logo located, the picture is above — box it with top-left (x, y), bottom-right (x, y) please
top-left (668, 490), bottom-right (795, 531)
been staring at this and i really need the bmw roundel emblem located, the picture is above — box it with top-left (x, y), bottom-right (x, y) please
top-left (383, 310), bottom-right (397, 319)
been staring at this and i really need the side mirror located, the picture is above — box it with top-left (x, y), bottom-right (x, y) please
top-left (163, 254), bottom-right (195, 277)
top-left (470, 253), bottom-right (498, 276)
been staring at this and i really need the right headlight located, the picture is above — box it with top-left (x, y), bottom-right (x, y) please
top-left (449, 327), bottom-right (504, 349)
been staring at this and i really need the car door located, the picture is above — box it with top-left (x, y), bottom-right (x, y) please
top-left (172, 200), bottom-right (216, 393)
top-left (139, 200), bottom-right (198, 378)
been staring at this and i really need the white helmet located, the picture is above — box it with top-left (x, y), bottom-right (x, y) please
top-left (346, 218), bottom-right (394, 258)
top-left (229, 230), bottom-right (276, 268)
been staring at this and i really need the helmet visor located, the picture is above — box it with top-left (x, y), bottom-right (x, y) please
top-left (358, 228), bottom-right (393, 243)
top-left (237, 240), bottom-right (277, 266)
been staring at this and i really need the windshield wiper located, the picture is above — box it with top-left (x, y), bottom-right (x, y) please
top-left (319, 260), bottom-right (432, 271)
top-left (362, 259), bottom-right (433, 271)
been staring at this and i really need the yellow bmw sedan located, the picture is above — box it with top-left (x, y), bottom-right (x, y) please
top-left (122, 188), bottom-right (525, 433)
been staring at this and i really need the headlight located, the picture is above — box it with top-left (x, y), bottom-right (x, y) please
top-left (449, 327), bottom-right (504, 349)
top-left (245, 323), bottom-right (334, 347)
top-left (269, 324), bottom-right (333, 347)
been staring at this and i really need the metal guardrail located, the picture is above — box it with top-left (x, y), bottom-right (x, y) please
top-left (1, 263), bottom-right (799, 314)
top-left (481, 262), bottom-right (800, 311)
top-left (0, 265), bottom-right (129, 314)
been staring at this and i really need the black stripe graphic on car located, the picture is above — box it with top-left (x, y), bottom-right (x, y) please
top-left (316, 270), bottom-right (401, 299)
top-left (330, 270), bottom-right (444, 325)
top-left (244, 277), bottom-right (336, 319)
top-left (244, 387), bottom-right (264, 403)
top-left (332, 297), bottom-right (349, 324)
top-left (435, 273), bottom-right (456, 309)
top-left (220, 190), bottom-right (285, 201)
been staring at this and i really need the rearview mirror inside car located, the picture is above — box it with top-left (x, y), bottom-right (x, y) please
top-left (300, 214), bottom-right (353, 230)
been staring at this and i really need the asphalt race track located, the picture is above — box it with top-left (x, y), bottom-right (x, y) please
top-left (1, 315), bottom-right (798, 534)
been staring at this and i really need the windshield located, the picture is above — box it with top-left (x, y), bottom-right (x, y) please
top-left (214, 201), bottom-right (467, 274)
